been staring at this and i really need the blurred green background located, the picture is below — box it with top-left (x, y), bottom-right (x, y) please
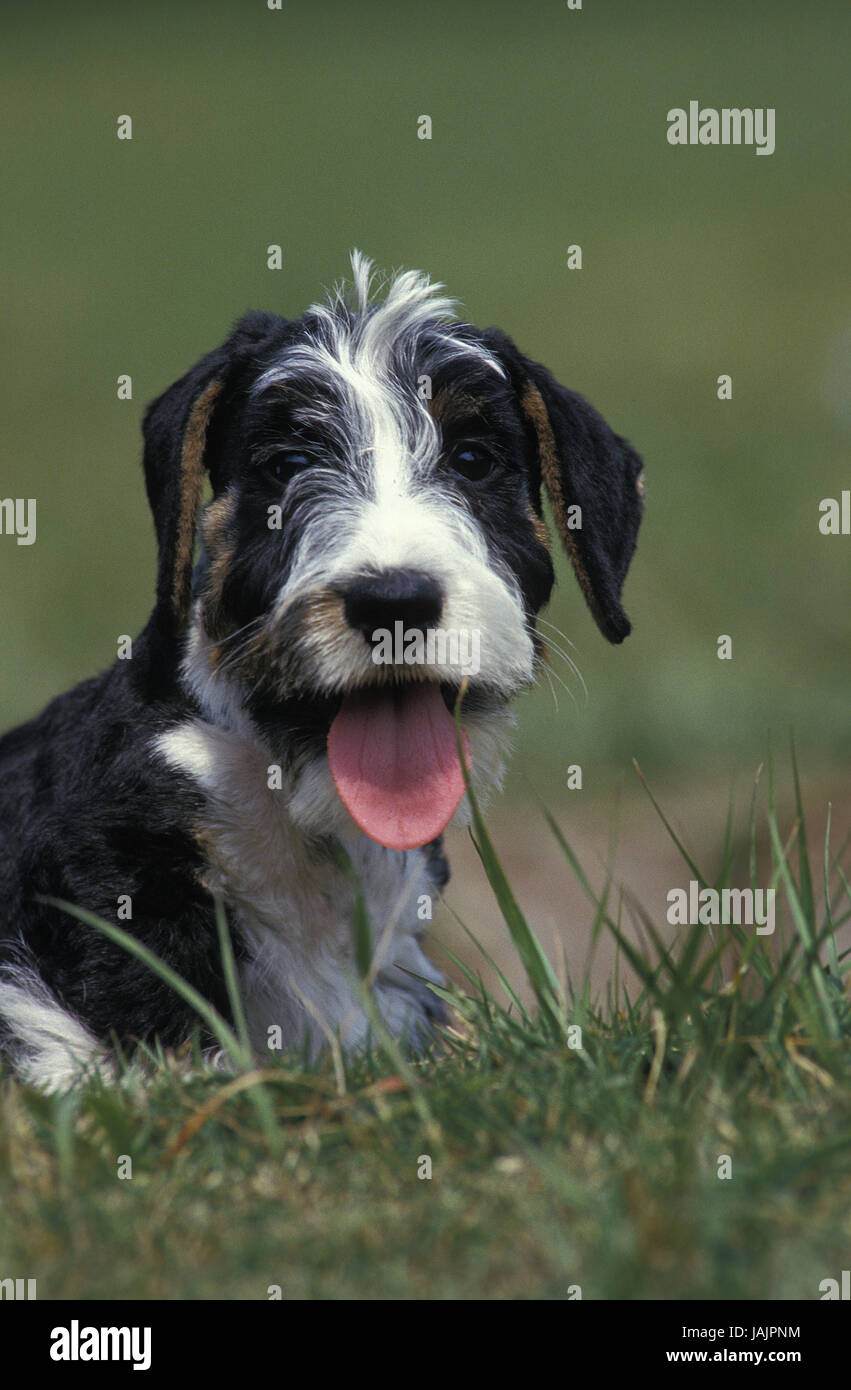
top-left (1, 0), bottom-right (848, 802)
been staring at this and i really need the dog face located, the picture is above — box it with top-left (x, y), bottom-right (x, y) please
top-left (143, 255), bottom-right (643, 851)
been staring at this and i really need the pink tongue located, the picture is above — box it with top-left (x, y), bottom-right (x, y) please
top-left (327, 684), bottom-right (471, 851)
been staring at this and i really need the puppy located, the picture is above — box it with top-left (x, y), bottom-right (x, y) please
top-left (0, 254), bottom-right (643, 1088)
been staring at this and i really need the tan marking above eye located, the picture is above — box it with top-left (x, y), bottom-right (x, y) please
top-left (429, 384), bottom-right (488, 426)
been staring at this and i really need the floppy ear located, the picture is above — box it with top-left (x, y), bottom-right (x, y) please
top-left (483, 329), bottom-right (645, 643)
top-left (142, 312), bottom-right (281, 637)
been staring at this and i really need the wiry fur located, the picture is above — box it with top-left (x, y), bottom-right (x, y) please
top-left (0, 968), bottom-right (107, 1090)
top-left (0, 254), bottom-right (644, 1089)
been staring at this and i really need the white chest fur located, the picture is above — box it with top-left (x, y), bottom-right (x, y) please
top-left (153, 718), bottom-right (443, 1056)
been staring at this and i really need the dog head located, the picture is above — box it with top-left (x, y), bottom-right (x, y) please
top-left (142, 254), bottom-right (644, 850)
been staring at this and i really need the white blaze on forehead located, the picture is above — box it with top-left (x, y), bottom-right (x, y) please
top-left (300, 333), bottom-right (422, 506)
top-left (252, 251), bottom-right (504, 503)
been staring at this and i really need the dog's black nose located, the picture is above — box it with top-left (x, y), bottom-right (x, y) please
top-left (343, 569), bottom-right (444, 643)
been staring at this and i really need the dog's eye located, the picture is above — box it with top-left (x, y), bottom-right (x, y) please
top-left (263, 450), bottom-right (310, 483)
top-left (448, 443), bottom-right (494, 483)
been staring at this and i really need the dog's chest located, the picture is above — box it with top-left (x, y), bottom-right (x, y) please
top-left (153, 718), bottom-right (435, 1051)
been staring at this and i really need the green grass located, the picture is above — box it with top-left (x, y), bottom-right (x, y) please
top-left (1, 749), bottom-right (850, 1300)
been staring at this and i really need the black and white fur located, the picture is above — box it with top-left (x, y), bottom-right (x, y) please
top-left (0, 254), bottom-right (644, 1089)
